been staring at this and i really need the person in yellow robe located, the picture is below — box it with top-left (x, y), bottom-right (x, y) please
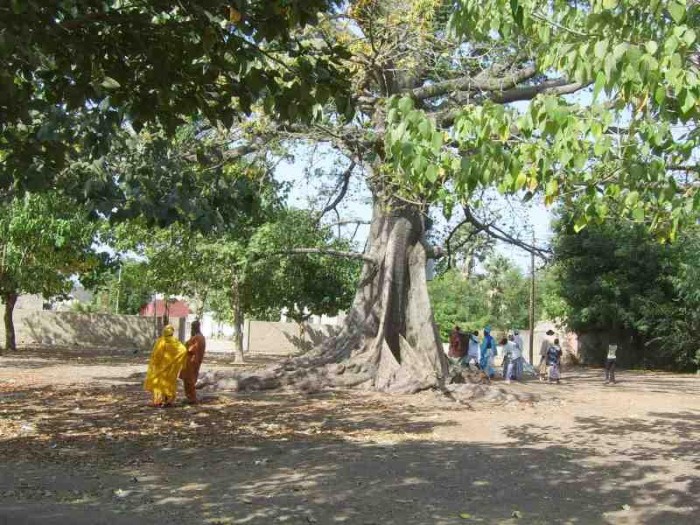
top-left (144, 325), bottom-right (188, 407)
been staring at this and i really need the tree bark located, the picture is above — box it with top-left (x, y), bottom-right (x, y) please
top-left (332, 197), bottom-right (449, 392)
top-left (238, 195), bottom-right (450, 394)
top-left (230, 277), bottom-right (245, 363)
top-left (3, 292), bottom-right (18, 352)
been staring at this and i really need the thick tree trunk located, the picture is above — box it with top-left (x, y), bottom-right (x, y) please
top-left (227, 197), bottom-right (450, 394)
top-left (3, 292), bottom-right (18, 352)
top-left (327, 198), bottom-right (449, 392)
top-left (230, 277), bottom-right (245, 363)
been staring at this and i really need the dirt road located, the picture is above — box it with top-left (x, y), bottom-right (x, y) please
top-left (1, 348), bottom-right (698, 524)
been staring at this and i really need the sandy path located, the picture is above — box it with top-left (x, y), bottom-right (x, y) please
top-left (1, 349), bottom-right (698, 524)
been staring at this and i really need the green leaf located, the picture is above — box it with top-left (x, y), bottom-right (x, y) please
top-left (654, 86), bottom-right (666, 104)
top-left (509, 0), bottom-right (524, 26)
top-left (459, 512), bottom-right (473, 519)
top-left (603, 0), bottom-right (618, 9)
top-left (604, 53), bottom-right (617, 79)
top-left (546, 178), bottom-right (559, 196)
top-left (681, 90), bottom-right (696, 114)
top-left (418, 120), bottom-right (431, 140)
top-left (593, 71), bottom-right (606, 101)
top-left (425, 164), bottom-right (438, 183)
top-left (645, 41), bottom-right (658, 55)
top-left (683, 28), bottom-right (696, 46)
top-left (594, 39), bottom-right (608, 59)
top-left (100, 77), bottom-right (121, 90)
top-left (668, 1), bottom-right (686, 23)
top-left (398, 97), bottom-right (413, 114)
top-left (431, 131), bottom-right (444, 153)
top-left (632, 206), bottom-right (645, 221)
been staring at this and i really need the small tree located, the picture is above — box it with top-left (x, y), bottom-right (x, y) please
top-left (246, 209), bottom-right (361, 336)
top-left (0, 194), bottom-right (104, 351)
top-left (90, 261), bottom-right (153, 315)
top-left (428, 269), bottom-right (490, 340)
top-left (197, 209), bottom-right (361, 360)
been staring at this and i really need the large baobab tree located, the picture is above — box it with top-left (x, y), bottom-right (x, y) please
top-left (226, 0), bottom-right (699, 394)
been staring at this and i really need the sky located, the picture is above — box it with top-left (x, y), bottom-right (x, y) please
top-left (272, 92), bottom-right (606, 275)
top-left (275, 145), bottom-right (554, 274)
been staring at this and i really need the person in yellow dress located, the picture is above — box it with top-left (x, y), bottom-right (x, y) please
top-left (144, 325), bottom-right (188, 407)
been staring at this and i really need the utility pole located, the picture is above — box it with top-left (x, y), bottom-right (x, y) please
top-left (114, 264), bottom-right (122, 314)
top-left (528, 232), bottom-right (536, 364)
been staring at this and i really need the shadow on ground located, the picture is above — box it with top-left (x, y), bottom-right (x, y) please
top-left (0, 348), bottom-right (279, 369)
top-left (1, 375), bottom-right (698, 525)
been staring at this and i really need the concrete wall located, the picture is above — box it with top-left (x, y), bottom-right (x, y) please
top-left (14, 294), bottom-right (44, 311)
top-left (1, 306), bottom-right (341, 355)
top-left (246, 321), bottom-right (342, 356)
top-left (1, 310), bottom-right (155, 351)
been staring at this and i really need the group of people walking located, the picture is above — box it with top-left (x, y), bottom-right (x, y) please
top-left (448, 325), bottom-right (563, 384)
top-left (448, 325), bottom-right (528, 382)
top-left (144, 320), bottom-right (207, 407)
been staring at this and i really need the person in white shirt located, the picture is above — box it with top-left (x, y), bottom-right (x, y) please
top-left (509, 331), bottom-right (524, 381)
top-left (501, 334), bottom-right (521, 383)
top-left (538, 329), bottom-right (556, 381)
top-left (513, 329), bottom-right (524, 356)
top-left (605, 343), bottom-right (618, 384)
top-left (467, 331), bottom-right (481, 366)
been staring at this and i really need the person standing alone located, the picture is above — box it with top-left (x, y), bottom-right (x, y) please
top-left (180, 320), bottom-right (207, 404)
top-left (605, 343), bottom-right (618, 384)
top-left (538, 329), bottom-right (555, 381)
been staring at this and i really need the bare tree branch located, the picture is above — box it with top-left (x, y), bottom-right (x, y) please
top-left (410, 64), bottom-right (537, 101)
top-left (668, 164), bottom-right (700, 173)
top-left (264, 248), bottom-right (376, 265)
top-left (221, 144), bottom-right (260, 160)
top-left (316, 161), bottom-right (356, 221)
top-left (491, 79), bottom-right (588, 104)
top-left (463, 205), bottom-right (551, 260)
top-left (444, 217), bottom-right (473, 270)
top-left (324, 219), bottom-right (372, 228)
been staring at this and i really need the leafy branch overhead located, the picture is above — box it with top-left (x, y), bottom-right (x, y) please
top-left (247, 1), bottom-right (699, 245)
top-left (0, 0), bottom-right (352, 197)
top-left (384, 0), bottom-right (699, 239)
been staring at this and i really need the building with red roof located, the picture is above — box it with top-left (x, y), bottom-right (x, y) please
top-left (139, 299), bottom-right (191, 318)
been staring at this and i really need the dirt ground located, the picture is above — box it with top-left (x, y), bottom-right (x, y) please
top-left (0, 348), bottom-right (698, 525)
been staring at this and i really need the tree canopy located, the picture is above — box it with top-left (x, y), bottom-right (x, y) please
top-left (550, 212), bottom-right (700, 369)
top-left (429, 255), bottom-right (537, 340)
top-left (1, 0), bottom-right (351, 201)
top-left (380, 0), bottom-right (699, 239)
top-left (0, 193), bottom-right (106, 350)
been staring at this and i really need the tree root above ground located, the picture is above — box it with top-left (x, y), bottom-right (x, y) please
top-left (196, 363), bottom-right (539, 407)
